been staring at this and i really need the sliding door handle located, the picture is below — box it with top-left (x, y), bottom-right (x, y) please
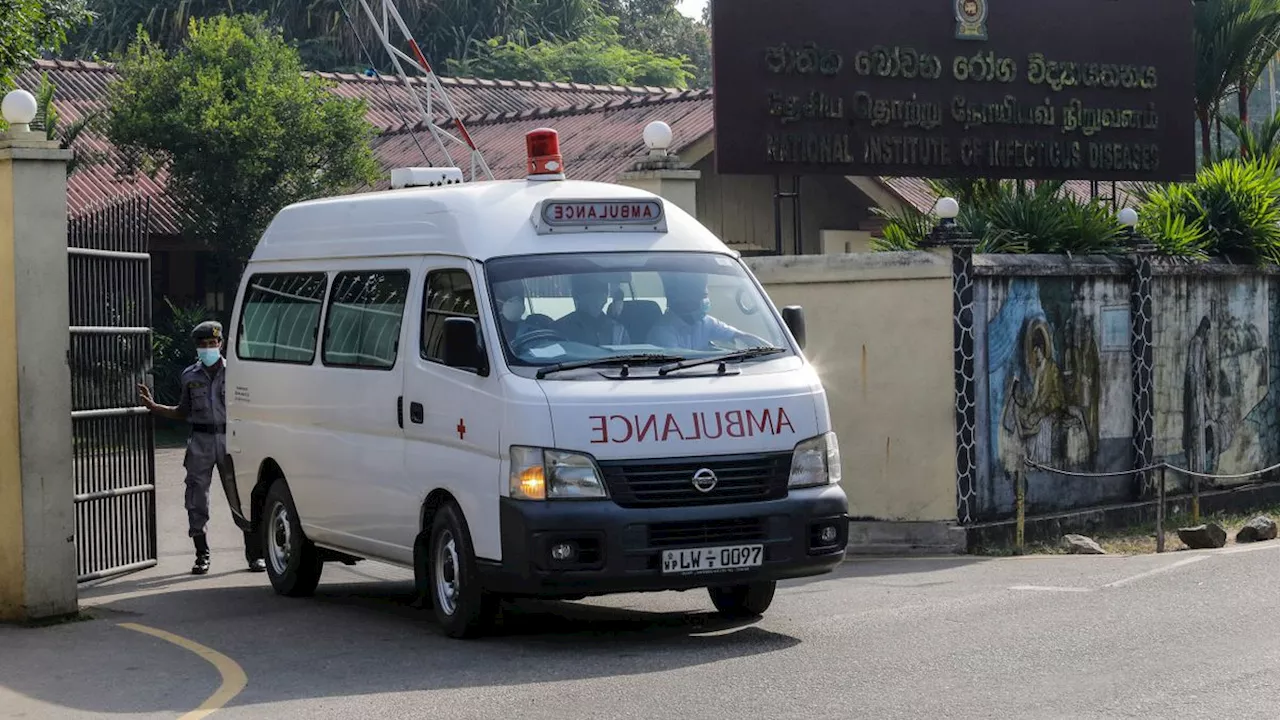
top-left (410, 401), bottom-right (424, 424)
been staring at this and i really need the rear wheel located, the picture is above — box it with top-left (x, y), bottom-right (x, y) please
top-left (429, 502), bottom-right (498, 639)
top-left (708, 581), bottom-right (776, 618)
top-left (262, 479), bottom-right (323, 597)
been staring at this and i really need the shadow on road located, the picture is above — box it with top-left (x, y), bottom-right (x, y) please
top-left (2, 578), bottom-right (801, 716)
top-left (787, 555), bottom-right (988, 586)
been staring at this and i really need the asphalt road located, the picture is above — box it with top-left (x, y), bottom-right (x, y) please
top-left (4, 450), bottom-right (1280, 719)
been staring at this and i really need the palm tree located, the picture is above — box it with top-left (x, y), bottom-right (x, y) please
top-left (1230, 0), bottom-right (1280, 127)
top-left (1218, 105), bottom-right (1280, 159)
top-left (1194, 0), bottom-right (1280, 161)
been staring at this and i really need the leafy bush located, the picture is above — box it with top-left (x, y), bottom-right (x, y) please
top-left (871, 180), bottom-right (1124, 255)
top-left (1137, 156), bottom-right (1280, 263)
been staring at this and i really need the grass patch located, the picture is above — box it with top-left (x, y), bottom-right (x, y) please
top-left (976, 503), bottom-right (1280, 556)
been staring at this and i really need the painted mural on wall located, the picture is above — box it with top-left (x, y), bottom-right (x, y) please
top-left (1154, 277), bottom-right (1276, 481)
top-left (976, 276), bottom-right (1133, 519)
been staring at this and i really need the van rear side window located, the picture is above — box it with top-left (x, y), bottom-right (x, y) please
top-left (237, 273), bottom-right (328, 364)
top-left (322, 270), bottom-right (411, 370)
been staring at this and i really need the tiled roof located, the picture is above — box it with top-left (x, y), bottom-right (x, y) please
top-left (881, 176), bottom-right (1141, 214)
top-left (13, 60), bottom-right (705, 235)
top-left (372, 91), bottom-right (713, 185)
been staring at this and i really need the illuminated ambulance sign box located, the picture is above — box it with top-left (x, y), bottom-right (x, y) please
top-left (532, 198), bottom-right (668, 235)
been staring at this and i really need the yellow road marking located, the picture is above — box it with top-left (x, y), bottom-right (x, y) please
top-left (118, 622), bottom-right (247, 719)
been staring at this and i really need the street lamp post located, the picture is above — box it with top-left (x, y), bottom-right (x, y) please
top-left (920, 196), bottom-right (977, 249)
top-left (1117, 206), bottom-right (1155, 255)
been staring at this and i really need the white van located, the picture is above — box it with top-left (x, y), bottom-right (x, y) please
top-left (222, 147), bottom-right (848, 638)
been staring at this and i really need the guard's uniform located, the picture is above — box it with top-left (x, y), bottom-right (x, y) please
top-left (176, 321), bottom-right (264, 574)
top-left (176, 360), bottom-right (228, 538)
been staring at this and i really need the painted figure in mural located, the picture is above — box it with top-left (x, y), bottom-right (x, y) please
top-left (1000, 317), bottom-right (1099, 468)
top-left (1064, 315), bottom-right (1102, 459)
top-left (1183, 315), bottom-right (1219, 474)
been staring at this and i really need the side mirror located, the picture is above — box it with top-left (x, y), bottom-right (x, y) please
top-left (782, 306), bottom-right (806, 350)
top-left (442, 317), bottom-right (489, 375)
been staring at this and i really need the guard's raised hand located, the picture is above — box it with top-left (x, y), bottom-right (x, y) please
top-left (136, 383), bottom-right (155, 409)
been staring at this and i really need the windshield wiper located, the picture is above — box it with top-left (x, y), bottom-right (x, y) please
top-left (657, 347), bottom-right (787, 376)
top-left (536, 353), bottom-right (687, 379)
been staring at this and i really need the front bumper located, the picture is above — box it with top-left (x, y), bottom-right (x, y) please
top-left (480, 484), bottom-right (848, 598)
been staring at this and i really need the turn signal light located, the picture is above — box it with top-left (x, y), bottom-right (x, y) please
top-left (518, 466), bottom-right (546, 500)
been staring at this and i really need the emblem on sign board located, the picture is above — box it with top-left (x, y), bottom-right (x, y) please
top-left (955, 0), bottom-right (988, 40)
top-left (692, 468), bottom-right (718, 493)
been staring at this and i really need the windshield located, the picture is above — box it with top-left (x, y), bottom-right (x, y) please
top-left (484, 252), bottom-right (791, 372)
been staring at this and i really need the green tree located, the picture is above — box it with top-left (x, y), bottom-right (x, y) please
top-left (67, 0), bottom-right (600, 72)
top-left (0, 0), bottom-right (91, 87)
top-left (446, 15), bottom-right (693, 87)
top-left (598, 0), bottom-right (711, 86)
top-left (106, 14), bottom-right (381, 310)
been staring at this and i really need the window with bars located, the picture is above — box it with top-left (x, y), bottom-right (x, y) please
top-left (236, 273), bottom-right (329, 364)
top-left (322, 270), bottom-right (411, 370)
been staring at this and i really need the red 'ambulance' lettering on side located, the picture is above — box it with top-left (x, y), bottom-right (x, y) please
top-left (588, 408), bottom-right (795, 444)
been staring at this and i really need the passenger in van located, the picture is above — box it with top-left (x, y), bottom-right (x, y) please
top-left (649, 273), bottom-right (769, 351)
top-left (554, 275), bottom-right (630, 346)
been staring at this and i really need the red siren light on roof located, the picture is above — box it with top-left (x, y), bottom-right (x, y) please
top-left (526, 128), bottom-right (565, 181)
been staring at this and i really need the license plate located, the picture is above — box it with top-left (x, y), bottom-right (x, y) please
top-left (661, 545), bottom-right (764, 575)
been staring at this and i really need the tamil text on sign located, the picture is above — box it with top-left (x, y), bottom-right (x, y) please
top-left (709, 0), bottom-right (1195, 182)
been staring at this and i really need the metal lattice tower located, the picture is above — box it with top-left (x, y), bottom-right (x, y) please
top-left (355, 0), bottom-right (495, 182)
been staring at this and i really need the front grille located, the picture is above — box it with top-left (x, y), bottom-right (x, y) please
top-left (648, 517), bottom-right (766, 548)
top-left (599, 452), bottom-right (791, 508)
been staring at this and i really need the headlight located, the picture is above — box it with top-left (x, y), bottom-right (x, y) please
top-left (509, 446), bottom-right (608, 500)
top-left (789, 432), bottom-right (841, 488)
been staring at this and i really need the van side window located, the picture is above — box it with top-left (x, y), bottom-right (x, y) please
top-left (422, 269), bottom-right (479, 364)
top-left (322, 271), bottom-right (411, 370)
top-left (237, 273), bottom-right (328, 364)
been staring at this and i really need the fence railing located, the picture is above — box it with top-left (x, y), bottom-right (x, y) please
top-left (1018, 457), bottom-right (1280, 553)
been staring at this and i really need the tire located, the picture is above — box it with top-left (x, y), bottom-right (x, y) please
top-left (262, 479), bottom-right (323, 597)
top-left (428, 502), bottom-right (497, 639)
top-left (708, 581), bottom-right (777, 618)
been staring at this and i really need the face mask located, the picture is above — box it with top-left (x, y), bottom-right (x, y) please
top-left (501, 298), bottom-right (524, 322)
top-left (197, 348), bottom-right (221, 367)
top-left (682, 297), bottom-right (711, 321)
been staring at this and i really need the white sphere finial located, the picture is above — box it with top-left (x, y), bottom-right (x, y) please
top-left (2, 89), bottom-right (39, 131)
top-left (1117, 207), bottom-right (1139, 228)
top-left (934, 196), bottom-right (960, 220)
top-left (643, 121), bottom-right (673, 154)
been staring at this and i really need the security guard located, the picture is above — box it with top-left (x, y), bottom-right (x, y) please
top-left (138, 320), bottom-right (265, 575)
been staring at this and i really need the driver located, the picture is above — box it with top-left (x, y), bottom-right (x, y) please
top-left (554, 275), bottom-right (630, 346)
top-left (493, 280), bottom-right (530, 341)
top-left (648, 272), bottom-right (767, 351)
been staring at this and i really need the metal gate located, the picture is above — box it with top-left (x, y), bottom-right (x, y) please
top-left (68, 196), bottom-right (157, 583)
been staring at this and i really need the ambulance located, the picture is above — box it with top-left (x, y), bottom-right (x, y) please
top-left (222, 129), bottom-right (849, 638)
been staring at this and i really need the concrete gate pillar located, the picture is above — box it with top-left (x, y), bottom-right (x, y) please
top-left (0, 90), bottom-right (77, 621)
top-left (616, 121), bottom-right (701, 218)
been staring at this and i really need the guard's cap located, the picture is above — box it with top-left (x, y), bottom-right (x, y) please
top-left (192, 321), bottom-right (223, 341)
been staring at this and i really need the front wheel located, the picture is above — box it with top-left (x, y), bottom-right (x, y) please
top-left (429, 503), bottom-right (498, 639)
top-left (262, 480), bottom-right (323, 597)
top-left (708, 581), bottom-right (776, 618)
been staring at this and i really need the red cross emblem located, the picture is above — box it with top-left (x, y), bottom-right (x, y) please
top-left (456, 419), bottom-right (467, 440)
